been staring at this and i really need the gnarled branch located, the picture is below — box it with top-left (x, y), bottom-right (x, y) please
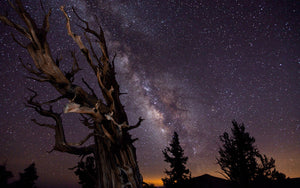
top-left (20, 58), bottom-right (43, 76)
top-left (60, 6), bottom-right (97, 74)
top-left (73, 8), bottom-right (109, 63)
top-left (126, 117), bottom-right (144, 131)
top-left (26, 90), bottom-right (94, 156)
top-left (0, 13), bottom-right (31, 39)
top-left (31, 119), bottom-right (55, 129)
top-left (1, 0), bottom-right (71, 89)
top-left (11, 33), bottom-right (26, 48)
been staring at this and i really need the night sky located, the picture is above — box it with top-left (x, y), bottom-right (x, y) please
top-left (0, 0), bottom-right (299, 187)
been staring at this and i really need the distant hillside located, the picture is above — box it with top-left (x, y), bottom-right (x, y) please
top-left (155, 174), bottom-right (300, 188)
top-left (188, 174), bottom-right (232, 188)
top-left (277, 177), bottom-right (300, 188)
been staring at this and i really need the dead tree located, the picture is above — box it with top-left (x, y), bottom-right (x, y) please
top-left (0, 1), bottom-right (144, 187)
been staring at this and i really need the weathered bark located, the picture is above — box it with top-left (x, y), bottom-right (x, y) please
top-left (0, 1), bottom-right (143, 187)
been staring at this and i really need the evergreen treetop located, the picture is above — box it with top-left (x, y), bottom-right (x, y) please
top-left (162, 131), bottom-right (190, 187)
top-left (217, 120), bottom-right (286, 188)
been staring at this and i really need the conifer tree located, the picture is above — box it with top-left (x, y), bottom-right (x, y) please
top-left (0, 164), bottom-right (13, 187)
top-left (217, 121), bottom-right (258, 187)
top-left (71, 156), bottom-right (97, 188)
top-left (16, 163), bottom-right (38, 188)
top-left (162, 132), bottom-right (190, 188)
top-left (217, 120), bottom-right (286, 188)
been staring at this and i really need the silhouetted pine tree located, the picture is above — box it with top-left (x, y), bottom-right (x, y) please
top-left (71, 156), bottom-right (96, 188)
top-left (254, 154), bottom-right (286, 186)
top-left (0, 164), bottom-right (13, 187)
top-left (217, 120), bottom-right (258, 187)
top-left (16, 163), bottom-right (38, 188)
top-left (217, 120), bottom-right (286, 188)
top-left (162, 132), bottom-right (190, 188)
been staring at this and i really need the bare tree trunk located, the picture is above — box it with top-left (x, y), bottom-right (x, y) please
top-left (93, 136), bottom-right (142, 188)
top-left (0, 1), bottom-right (143, 187)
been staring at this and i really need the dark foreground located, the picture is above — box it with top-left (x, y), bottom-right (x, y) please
top-left (153, 174), bottom-right (300, 188)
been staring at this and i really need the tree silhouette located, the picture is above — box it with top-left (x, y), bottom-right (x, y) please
top-left (217, 120), bottom-right (286, 188)
top-left (0, 163), bottom-right (39, 188)
top-left (70, 156), bottom-right (96, 188)
top-left (16, 163), bottom-right (38, 188)
top-left (254, 154), bottom-right (286, 186)
top-left (217, 120), bottom-right (258, 187)
top-left (162, 132), bottom-right (190, 188)
top-left (0, 164), bottom-right (13, 187)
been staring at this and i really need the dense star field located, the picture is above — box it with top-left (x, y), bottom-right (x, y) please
top-left (0, 0), bottom-right (299, 187)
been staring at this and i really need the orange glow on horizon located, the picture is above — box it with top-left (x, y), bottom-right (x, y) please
top-left (143, 178), bottom-right (163, 186)
top-left (143, 168), bottom-right (300, 187)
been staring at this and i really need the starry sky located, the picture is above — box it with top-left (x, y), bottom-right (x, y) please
top-left (0, 0), bottom-right (299, 187)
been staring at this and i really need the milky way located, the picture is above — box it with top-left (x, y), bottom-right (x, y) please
top-left (0, 0), bottom-right (299, 187)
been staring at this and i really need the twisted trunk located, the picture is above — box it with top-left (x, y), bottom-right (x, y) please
top-left (94, 136), bottom-right (142, 188)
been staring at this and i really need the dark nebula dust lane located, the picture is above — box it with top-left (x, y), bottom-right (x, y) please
top-left (0, 0), bottom-right (299, 186)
